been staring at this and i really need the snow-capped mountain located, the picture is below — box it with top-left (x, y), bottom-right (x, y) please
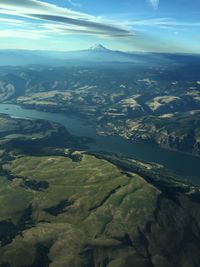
top-left (0, 44), bottom-right (173, 66)
top-left (88, 44), bottom-right (110, 52)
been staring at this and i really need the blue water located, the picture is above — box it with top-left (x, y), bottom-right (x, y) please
top-left (0, 104), bottom-right (199, 184)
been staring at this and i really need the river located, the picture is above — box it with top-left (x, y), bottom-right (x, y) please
top-left (0, 104), bottom-right (199, 184)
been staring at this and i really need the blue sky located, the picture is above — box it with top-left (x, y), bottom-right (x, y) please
top-left (0, 0), bottom-right (200, 53)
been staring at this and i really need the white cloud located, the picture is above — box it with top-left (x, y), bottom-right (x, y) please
top-left (147, 0), bottom-right (160, 9)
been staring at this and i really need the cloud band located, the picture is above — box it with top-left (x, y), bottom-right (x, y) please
top-left (0, 0), bottom-right (132, 37)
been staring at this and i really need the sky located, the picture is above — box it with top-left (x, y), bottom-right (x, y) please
top-left (0, 0), bottom-right (200, 53)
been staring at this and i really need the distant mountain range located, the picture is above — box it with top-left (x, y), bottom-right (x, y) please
top-left (0, 44), bottom-right (199, 66)
top-left (0, 44), bottom-right (138, 66)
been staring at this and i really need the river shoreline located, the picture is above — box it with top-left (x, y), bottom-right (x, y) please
top-left (0, 103), bottom-right (200, 183)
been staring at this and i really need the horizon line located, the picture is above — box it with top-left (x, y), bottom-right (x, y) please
top-left (0, 47), bottom-right (200, 55)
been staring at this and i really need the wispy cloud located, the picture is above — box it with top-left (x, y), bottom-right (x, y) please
top-left (147, 0), bottom-right (160, 10)
top-left (0, 17), bottom-right (28, 25)
top-left (121, 17), bottom-right (200, 30)
top-left (0, 0), bottom-right (131, 37)
top-left (67, 0), bottom-right (82, 8)
top-left (0, 29), bottom-right (48, 39)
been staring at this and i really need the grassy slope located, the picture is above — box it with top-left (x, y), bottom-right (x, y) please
top-left (0, 115), bottom-right (199, 267)
top-left (0, 154), bottom-right (199, 267)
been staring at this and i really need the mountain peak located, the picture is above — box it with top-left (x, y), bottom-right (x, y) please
top-left (88, 44), bottom-right (109, 52)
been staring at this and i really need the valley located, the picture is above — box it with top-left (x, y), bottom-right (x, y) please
top-left (1, 103), bottom-right (200, 182)
top-left (1, 57), bottom-right (200, 156)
